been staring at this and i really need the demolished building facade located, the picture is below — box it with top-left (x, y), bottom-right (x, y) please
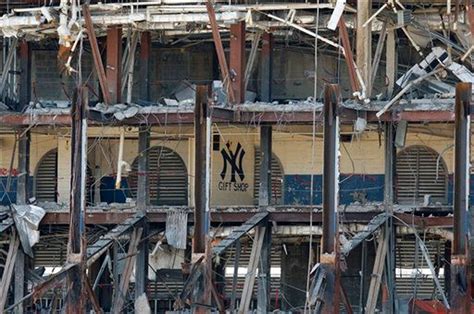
top-left (0, 0), bottom-right (473, 313)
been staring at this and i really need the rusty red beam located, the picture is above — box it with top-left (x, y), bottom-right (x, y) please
top-left (205, 0), bottom-right (235, 104)
top-left (139, 32), bottom-right (151, 102)
top-left (395, 213), bottom-right (453, 228)
top-left (40, 210), bottom-right (455, 226)
top-left (230, 22), bottom-right (246, 104)
top-left (338, 17), bottom-right (360, 95)
top-left (82, 4), bottom-right (111, 107)
top-left (106, 26), bottom-right (122, 104)
top-left (371, 110), bottom-right (456, 122)
top-left (260, 32), bottom-right (273, 102)
top-left (450, 82), bottom-right (472, 313)
top-left (0, 108), bottom-right (466, 126)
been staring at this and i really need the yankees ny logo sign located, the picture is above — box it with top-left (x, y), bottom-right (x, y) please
top-left (220, 142), bottom-right (245, 182)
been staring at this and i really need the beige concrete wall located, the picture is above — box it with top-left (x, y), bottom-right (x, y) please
top-left (211, 133), bottom-right (258, 206)
top-left (57, 136), bottom-right (71, 204)
top-left (0, 123), bottom-right (460, 206)
top-left (0, 133), bottom-right (57, 176)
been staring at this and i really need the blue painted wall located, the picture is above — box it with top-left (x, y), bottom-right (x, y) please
top-left (284, 174), bottom-right (385, 205)
top-left (0, 176), bottom-right (35, 205)
top-left (0, 176), bottom-right (129, 205)
top-left (1, 174), bottom-right (471, 206)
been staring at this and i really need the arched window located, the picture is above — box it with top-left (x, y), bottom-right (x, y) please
top-left (35, 149), bottom-right (93, 204)
top-left (254, 149), bottom-right (284, 205)
top-left (128, 146), bottom-right (188, 206)
top-left (396, 145), bottom-right (448, 205)
top-left (35, 149), bottom-right (58, 202)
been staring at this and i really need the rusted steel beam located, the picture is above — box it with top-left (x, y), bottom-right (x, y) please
top-left (1, 107), bottom-right (472, 126)
top-left (312, 84), bottom-right (342, 313)
top-left (322, 84), bottom-right (341, 255)
top-left (14, 130), bottom-right (30, 313)
top-left (82, 5), bottom-right (111, 106)
top-left (139, 32), bottom-right (151, 102)
top-left (205, 0), bottom-right (235, 104)
top-left (230, 21), bottom-right (246, 103)
top-left (65, 87), bottom-right (88, 313)
top-left (338, 17), bottom-right (360, 95)
top-left (193, 85), bottom-right (210, 254)
top-left (15, 131), bottom-right (30, 205)
top-left (40, 210), bottom-right (456, 226)
top-left (85, 277), bottom-right (103, 314)
top-left (451, 82), bottom-right (472, 313)
top-left (106, 26), bottom-right (122, 104)
top-left (260, 32), bottom-right (273, 102)
top-left (371, 110), bottom-right (456, 122)
top-left (32, 263), bottom-right (78, 301)
top-left (257, 125), bottom-right (272, 312)
top-left (18, 40), bottom-right (31, 111)
top-left (395, 213), bottom-right (453, 228)
top-left (135, 127), bottom-right (149, 299)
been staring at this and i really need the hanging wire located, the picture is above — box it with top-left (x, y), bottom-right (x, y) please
top-left (304, 1), bottom-right (320, 312)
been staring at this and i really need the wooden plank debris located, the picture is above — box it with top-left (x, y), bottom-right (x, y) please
top-left (85, 276), bottom-right (103, 314)
top-left (83, 4), bottom-right (111, 106)
top-left (238, 226), bottom-right (266, 313)
top-left (0, 234), bottom-right (20, 310)
top-left (166, 208), bottom-right (188, 250)
top-left (112, 227), bottom-right (143, 313)
top-left (365, 231), bottom-right (388, 313)
top-left (205, 0), bottom-right (235, 104)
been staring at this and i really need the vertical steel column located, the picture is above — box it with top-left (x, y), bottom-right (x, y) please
top-left (14, 130), bottom-right (29, 314)
top-left (322, 84), bottom-right (340, 254)
top-left (259, 32), bottom-right (273, 102)
top-left (257, 125), bottom-right (272, 312)
top-left (106, 27), bottom-right (122, 104)
top-left (451, 82), bottom-right (472, 313)
top-left (135, 126), bottom-right (150, 299)
top-left (18, 40), bottom-right (31, 111)
top-left (135, 35), bottom-right (151, 291)
top-left (383, 122), bottom-right (397, 313)
top-left (65, 87), bottom-right (88, 313)
top-left (193, 85), bottom-right (210, 254)
top-left (319, 84), bottom-right (341, 313)
top-left (16, 132), bottom-right (29, 205)
top-left (259, 126), bottom-right (272, 207)
top-left (139, 32), bottom-right (151, 102)
top-left (230, 22), bottom-right (246, 103)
